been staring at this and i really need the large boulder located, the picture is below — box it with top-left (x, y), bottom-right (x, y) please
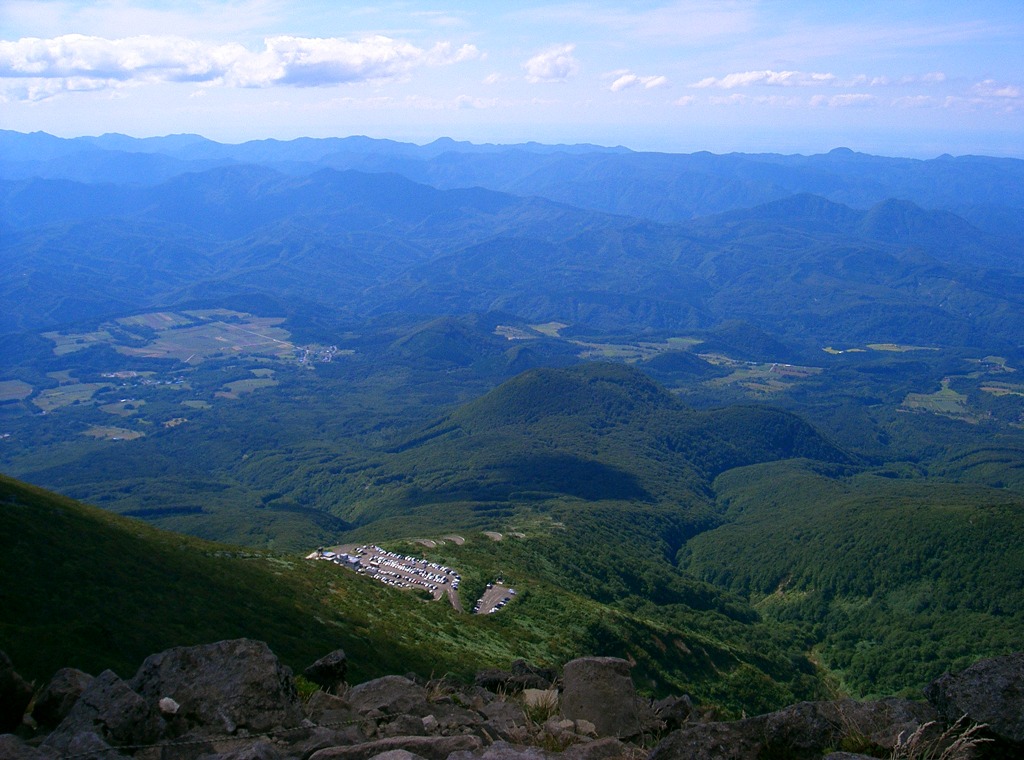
top-left (304, 649), bottom-right (349, 693)
top-left (559, 658), bottom-right (643, 739)
top-left (128, 638), bottom-right (303, 736)
top-left (346, 676), bottom-right (429, 717)
top-left (924, 651), bottom-right (1024, 746)
top-left (648, 720), bottom-right (763, 760)
top-left (0, 650), bottom-right (33, 734)
top-left (32, 667), bottom-right (94, 731)
top-left (41, 669), bottom-right (162, 755)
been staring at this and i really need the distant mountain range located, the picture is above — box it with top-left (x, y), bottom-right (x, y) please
top-left (2, 131), bottom-right (1023, 356)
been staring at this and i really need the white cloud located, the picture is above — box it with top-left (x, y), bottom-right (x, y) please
top-left (608, 70), bottom-right (668, 92)
top-left (522, 44), bottom-right (580, 83)
top-left (972, 79), bottom-right (1021, 98)
top-left (691, 69), bottom-right (836, 89)
top-left (811, 93), bottom-right (876, 108)
top-left (0, 33), bottom-right (481, 97)
top-left (674, 95), bottom-right (695, 106)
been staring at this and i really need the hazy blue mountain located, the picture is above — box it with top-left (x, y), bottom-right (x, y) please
top-left (3, 162), bottom-right (1023, 355)
top-left (4, 131), bottom-right (1023, 233)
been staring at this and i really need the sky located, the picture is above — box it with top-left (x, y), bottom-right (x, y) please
top-left (0, 1), bottom-right (1021, 157)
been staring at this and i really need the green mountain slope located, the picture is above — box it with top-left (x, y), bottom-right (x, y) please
top-left (680, 460), bottom-right (1024, 696)
top-left (324, 363), bottom-right (849, 532)
top-left (0, 473), bottom-right (820, 715)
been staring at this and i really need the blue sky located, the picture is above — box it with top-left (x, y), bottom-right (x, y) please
top-left (1, 1), bottom-right (1021, 156)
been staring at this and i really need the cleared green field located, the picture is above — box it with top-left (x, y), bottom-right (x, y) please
top-left (216, 378), bottom-right (279, 398)
top-left (99, 399), bottom-right (145, 417)
top-left (82, 425), bottom-right (145, 440)
top-left (903, 380), bottom-right (977, 421)
top-left (0, 380), bottom-right (33, 402)
top-left (117, 311), bottom-right (195, 329)
top-left (118, 318), bottom-right (293, 362)
top-left (32, 383), bottom-right (108, 412)
top-left (866, 343), bottom-right (939, 353)
top-left (42, 329), bottom-right (114, 356)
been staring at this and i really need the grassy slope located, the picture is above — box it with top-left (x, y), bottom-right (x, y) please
top-left (0, 473), bottom-right (820, 714)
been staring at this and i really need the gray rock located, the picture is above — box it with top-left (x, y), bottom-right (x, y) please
top-left (924, 651), bottom-right (1024, 745)
top-left (308, 734), bottom-right (482, 760)
top-left (42, 670), bottom-right (162, 755)
top-left (304, 651), bottom-right (349, 693)
top-left (129, 639), bottom-right (304, 736)
top-left (447, 740), bottom-right (553, 760)
top-left (474, 670), bottom-right (514, 693)
top-left (481, 700), bottom-right (527, 738)
top-left (304, 690), bottom-right (361, 728)
top-left (649, 698), bottom-right (938, 760)
top-left (381, 715), bottom-right (427, 738)
top-left (560, 658), bottom-right (642, 739)
top-left (0, 650), bottom-right (33, 734)
top-left (759, 701), bottom-right (842, 758)
top-left (561, 737), bottom-right (629, 760)
top-left (32, 667), bottom-right (94, 731)
top-left (647, 721), bottom-right (762, 760)
top-left (0, 734), bottom-right (57, 760)
top-left (65, 730), bottom-right (130, 760)
top-left (651, 696), bottom-right (693, 732)
top-left (289, 726), bottom-right (364, 759)
top-left (367, 752), bottom-right (426, 760)
top-left (347, 677), bottom-right (429, 717)
top-left (206, 739), bottom-right (283, 760)
top-left (510, 662), bottom-right (556, 688)
top-left (424, 702), bottom-right (482, 732)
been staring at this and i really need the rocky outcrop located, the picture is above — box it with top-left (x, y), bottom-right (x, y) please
top-left (31, 667), bottom-right (93, 731)
top-left (304, 649), bottom-right (349, 694)
top-left (648, 698), bottom-right (936, 760)
top-left (3, 644), bottom-right (1021, 760)
top-left (41, 669), bottom-right (163, 755)
top-left (925, 651), bottom-right (1024, 753)
top-left (128, 638), bottom-right (304, 736)
top-left (559, 658), bottom-right (647, 739)
top-left (925, 651), bottom-right (1024, 742)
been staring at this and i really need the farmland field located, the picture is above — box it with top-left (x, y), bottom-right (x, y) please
top-left (45, 311), bottom-right (296, 364)
top-left (32, 383), bottom-right (109, 412)
top-left (0, 380), bottom-right (33, 402)
top-left (82, 426), bottom-right (145, 441)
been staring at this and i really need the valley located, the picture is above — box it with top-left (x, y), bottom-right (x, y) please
top-left (2, 131), bottom-right (1023, 718)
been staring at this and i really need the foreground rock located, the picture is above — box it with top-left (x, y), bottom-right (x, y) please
top-left (648, 698), bottom-right (936, 760)
top-left (925, 651), bottom-right (1024, 753)
top-left (304, 649), bottom-right (349, 694)
top-left (41, 669), bottom-right (162, 755)
top-left (129, 638), bottom-right (304, 737)
top-left (31, 667), bottom-right (94, 731)
top-left (560, 658), bottom-right (646, 739)
top-left (5, 643), bottom-right (1023, 760)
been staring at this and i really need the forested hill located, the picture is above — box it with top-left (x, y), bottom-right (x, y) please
top-left (3, 154), bottom-right (1023, 354)
top-left (331, 363), bottom-right (850, 530)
